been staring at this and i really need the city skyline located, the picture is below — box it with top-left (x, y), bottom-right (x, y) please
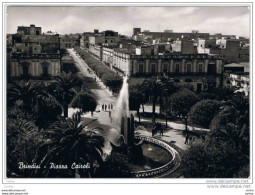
top-left (6, 6), bottom-right (250, 37)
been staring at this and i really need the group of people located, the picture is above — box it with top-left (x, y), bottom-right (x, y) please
top-left (101, 103), bottom-right (113, 111)
top-left (152, 122), bottom-right (163, 136)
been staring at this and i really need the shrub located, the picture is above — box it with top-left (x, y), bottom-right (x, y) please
top-left (185, 78), bottom-right (193, 82)
top-left (170, 88), bottom-right (199, 116)
top-left (72, 92), bottom-right (97, 114)
top-left (188, 99), bottom-right (220, 128)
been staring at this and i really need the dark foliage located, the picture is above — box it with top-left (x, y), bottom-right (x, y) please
top-left (34, 112), bottom-right (105, 178)
top-left (188, 99), bottom-right (220, 128)
top-left (74, 47), bottom-right (123, 92)
top-left (33, 96), bottom-right (62, 129)
top-left (48, 72), bottom-right (82, 118)
top-left (170, 88), bottom-right (199, 116)
top-left (71, 92), bottom-right (97, 114)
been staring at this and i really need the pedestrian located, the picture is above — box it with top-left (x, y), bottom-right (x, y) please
top-left (185, 134), bottom-right (190, 144)
top-left (109, 111), bottom-right (111, 118)
top-left (104, 104), bottom-right (107, 111)
top-left (159, 124), bottom-right (163, 136)
top-left (189, 136), bottom-right (193, 144)
top-left (111, 103), bottom-right (113, 110)
top-left (152, 124), bottom-right (156, 136)
top-left (102, 104), bottom-right (104, 111)
top-left (108, 104), bottom-right (111, 110)
top-left (91, 111), bottom-right (94, 117)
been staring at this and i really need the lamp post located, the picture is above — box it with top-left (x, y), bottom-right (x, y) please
top-left (178, 114), bottom-right (188, 132)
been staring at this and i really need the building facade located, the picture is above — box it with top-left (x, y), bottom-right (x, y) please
top-left (198, 39), bottom-right (249, 63)
top-left (89, 43), bottom-right (223, 77)
top-left (60, 34), bottom-right (80, 49)
top-left (8, 24), bottom-right (61, 79)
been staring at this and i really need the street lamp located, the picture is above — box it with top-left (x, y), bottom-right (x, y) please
top-left (178, 114), bottom-right (188, 132)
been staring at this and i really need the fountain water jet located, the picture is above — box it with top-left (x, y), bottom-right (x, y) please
top-left (114, 75), bottom-right (132, 144)
top-left (114, 75), bottom-right (129, 123)
top-left (108, 75), bottom-right (179, 177)
top-left (111, 75), bottom-right (143, 160)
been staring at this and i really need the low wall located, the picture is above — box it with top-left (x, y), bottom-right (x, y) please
top-left (131, 136), bottom-right (178, 178)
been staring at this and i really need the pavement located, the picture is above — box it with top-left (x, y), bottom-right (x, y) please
top-left (67, 48), bottom-right (208, 152)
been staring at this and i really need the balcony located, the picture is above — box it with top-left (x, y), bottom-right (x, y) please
top-left (11, 53), bottom-right (61, 59)
top-left (131, 53), bottom-right (222, 60)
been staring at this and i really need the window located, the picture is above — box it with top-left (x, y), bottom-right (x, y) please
top-left (198, 64), bottom-right (203, 73)
top-left (187, 64), bottom-right (191, 73)
top-left (208, 64), bottom-right (216, 74)
top-left (163, 64), bottom-right (168, 73)
top-left (175, 64), bottom-right (179, 74)
top-left (151, 64), bottom-right (156, 73)
top-left (139, 64), bottom-right (143, 73)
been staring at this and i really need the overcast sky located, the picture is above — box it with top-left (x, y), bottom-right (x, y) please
top-left (6, 6), bottom-right (250, 37)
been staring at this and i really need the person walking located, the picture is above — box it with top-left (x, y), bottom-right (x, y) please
top-left (102, 104), bottom-right (104, 111)
top-left (152, 124), bottom-right (156, 136)
top-left (159, 124), bottom-right (163, 136)
top-left (108, 104), bottom-right (111, 110)
top-left (111, 103), bottom-right (113, 110)
top-left (104, 104), bottom-right (107, 111)
top-left (185, 134), bottom-right (190, 144)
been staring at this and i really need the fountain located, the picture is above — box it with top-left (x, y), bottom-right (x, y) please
top-left (111, 75), bottom-right (143, 162)
top-left (109, 75), bottom-right (179, 177)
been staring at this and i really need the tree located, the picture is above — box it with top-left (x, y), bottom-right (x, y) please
top-left (182, 140), bottom-right (248, 178)
top-left (101, 72), bottom-right (123, 93)
top-left (7, 118), bottom-right (42, 178)
top-left (33, 96), bottom-right (63, 130)
top-left (71, 92), bottom-right (97, 114)
top-left (94, 154), bottom-right (132, 178)
top-left (164, 101), bottom-right (172, 128)
top-left (210, 92), bottom-right (249, 152)
top-left (128, 78), bottom-right (147, 113)
top-left (188, 99), bottom-right (220, 128)
top-left (7, 80), bottom-right (47, 112)
top-left (48, 72), bottom-right (82, 118)
top-left (183, 92), bottom-right (250, 178)
top-left (207, 87), bottom-right (234, 101)
top-left (129, 90), bottom-right (143, 122)
top-left (140, 76), bottom-right (176, 124)
top-left (170, 88), bottom-right (199, 116)
top-left (34, 112), bottom-right (104, 178)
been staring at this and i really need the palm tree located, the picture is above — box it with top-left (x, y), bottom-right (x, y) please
top-left (48, 72), bottom-right (82, 118)
top-left (7, 118), bottom-right (42, 178)
top-left (227, 92), bottom-right (249, 127)
top-left (7, 80), bottom-right (47, 112)
top-left (209, 92), bottom-right (249, 158)
top-left (140, 76), bottom-right (175, 124)
top-left (34, 112), bottom-right (104, 178)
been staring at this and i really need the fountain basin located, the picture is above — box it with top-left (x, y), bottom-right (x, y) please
top-left (130, 136), bottom-right (179, 178)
